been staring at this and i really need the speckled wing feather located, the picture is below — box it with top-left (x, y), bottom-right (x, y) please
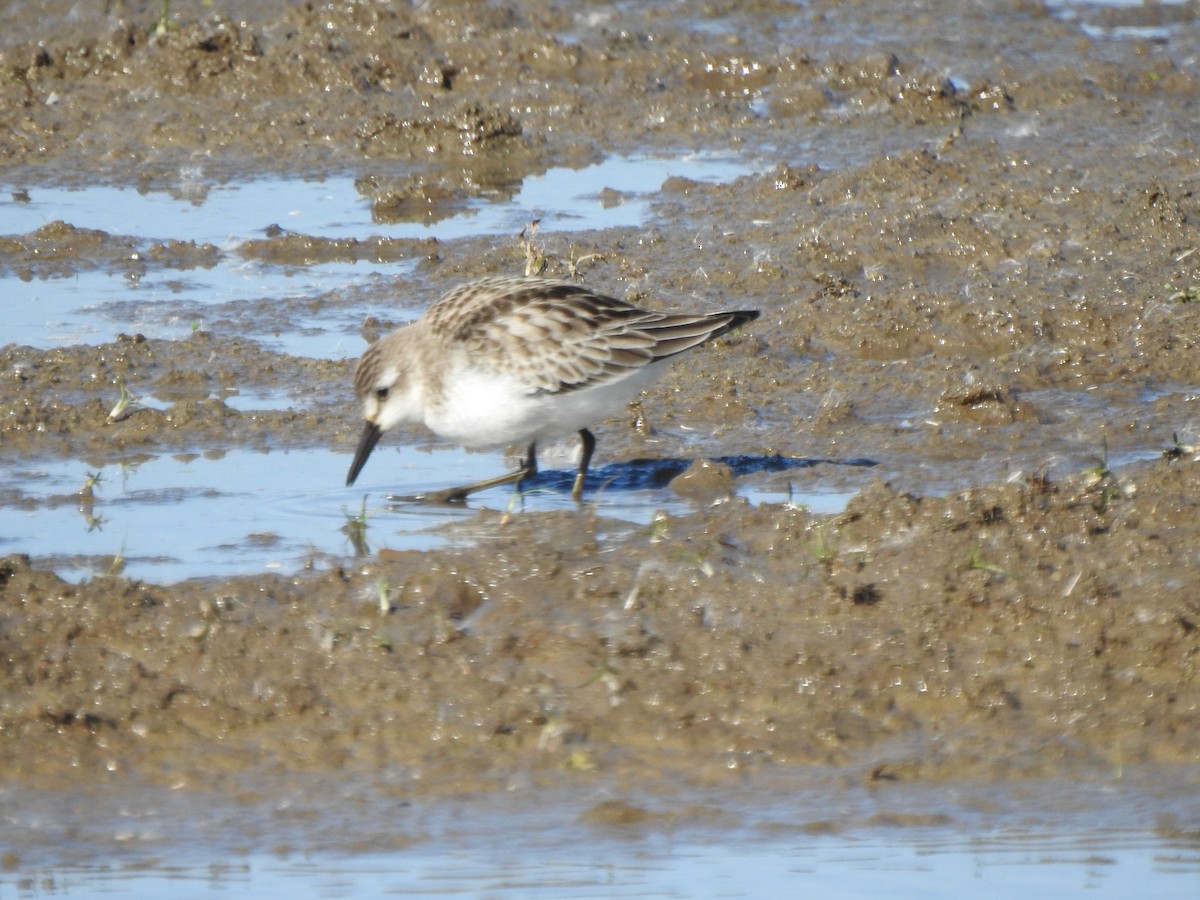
top-left (426, 276), bottom-right (756, 394)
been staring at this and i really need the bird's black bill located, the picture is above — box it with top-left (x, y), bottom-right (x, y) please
top-left (346, 421), bottom-right (383, 486)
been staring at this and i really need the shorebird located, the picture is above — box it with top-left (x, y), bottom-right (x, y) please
top-left (346, 275), bottom-right (759, 502)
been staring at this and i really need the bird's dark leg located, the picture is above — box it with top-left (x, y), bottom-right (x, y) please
top-left (387, 442), bottom-right (539, 505)
top-left (516, 442), bottom-right (538, 488)
top-left (571, 429), bottom-right (596, 500)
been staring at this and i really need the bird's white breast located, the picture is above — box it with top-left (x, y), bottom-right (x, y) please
top-left (426, 362), bottom-right (662, 449)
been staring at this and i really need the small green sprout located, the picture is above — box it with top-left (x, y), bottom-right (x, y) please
top-left (807, 527), bottom-right (839, 568)
top-left (967, 546), bottom-right (1007, 577)
top-left (645, 510), bottom-right (671, 542)
top-left (341, 495), bottom-right (372, 556)
top-left (79, 471), bottom-right (104, 497)
top-left (1165, 283), bottom-right (1199, 303)
top-left (105, 381), bottom-right (140, 424)
top-left (155, 0), bottom-right (171, 35)
top-left (519, 219), bottom-right (547, 276)
top-left (372, 632), bottom-right (394, 652)
top-left (105, 544), bottom-right (126, 577)
top-left (375, 576), bottom-right (392, 615)
top-left (1081, 437), bottom-right (1112, 489)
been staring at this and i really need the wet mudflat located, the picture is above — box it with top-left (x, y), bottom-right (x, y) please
top-left (1, 0), bottom-right (1198, 892)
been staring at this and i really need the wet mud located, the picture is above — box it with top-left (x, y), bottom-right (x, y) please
top-left (1, 0), bottom-right (1199, 848)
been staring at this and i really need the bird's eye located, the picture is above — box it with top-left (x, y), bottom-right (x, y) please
top-left (375, 387), bottom-right (390, 401)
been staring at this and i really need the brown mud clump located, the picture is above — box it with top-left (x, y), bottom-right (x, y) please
top-left (2, 455), bottom-right (1198, 791)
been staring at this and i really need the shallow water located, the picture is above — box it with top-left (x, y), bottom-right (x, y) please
top-left (1, 153), bottom-right (761, 352)
top-left (4, 153), bottom-right (762, 244)
top-left (0, 444), bottom-right (845, 582)
top-left (3, 773), bottom-right (1198, 899)
top-left (1049, 0), bottom-right (1194, 41)
top-left (6, 830), bottom-right (1197, 899)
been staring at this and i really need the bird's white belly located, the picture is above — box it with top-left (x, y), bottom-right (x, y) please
top-left (426, 365), bottom-right (660, 449)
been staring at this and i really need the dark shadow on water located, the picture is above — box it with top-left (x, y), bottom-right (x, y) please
top-left (522, 454), bottom-right (878, 495)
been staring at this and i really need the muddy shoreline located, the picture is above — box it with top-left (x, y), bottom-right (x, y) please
top-left (1, 0), bottom-right (1199, 854)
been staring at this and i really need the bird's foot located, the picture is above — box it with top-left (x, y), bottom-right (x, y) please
top-left (385, 465), bottom-right (532, 505)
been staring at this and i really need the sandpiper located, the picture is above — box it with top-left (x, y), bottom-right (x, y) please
top-left (346, 275), bottom-right (758, 501)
